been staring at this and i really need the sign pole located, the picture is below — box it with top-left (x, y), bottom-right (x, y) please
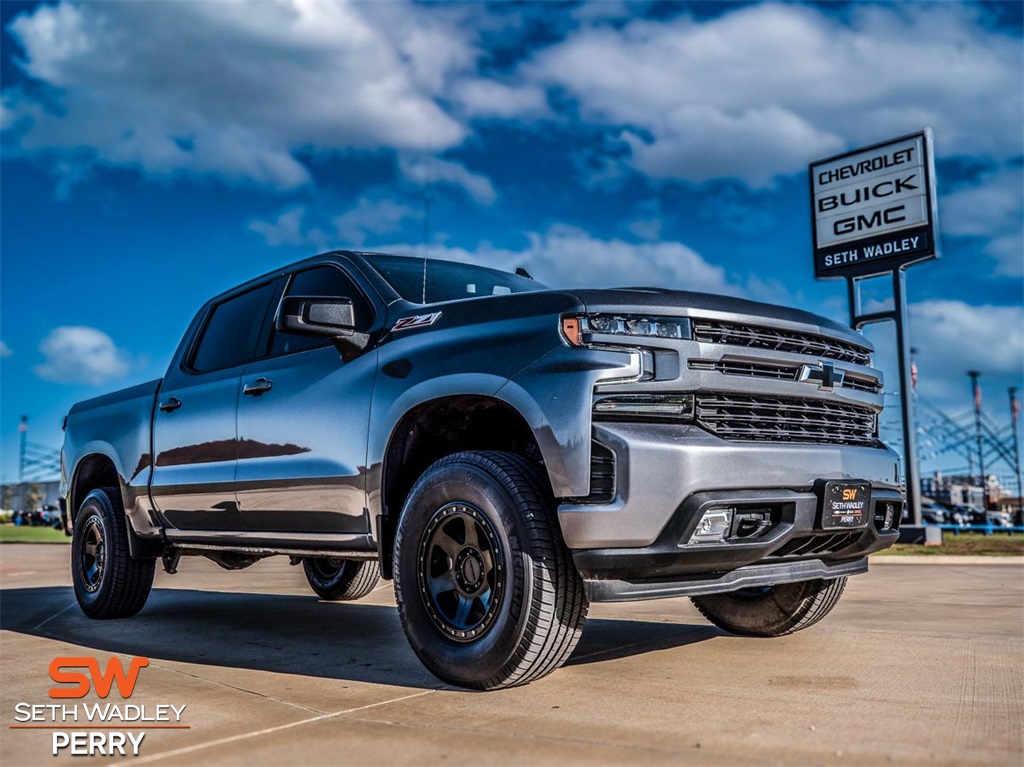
top-left (893, 268), bottom-right (922, 526)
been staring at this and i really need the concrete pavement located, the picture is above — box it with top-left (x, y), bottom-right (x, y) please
top-left (1, 544), bottom-right (1021, 766)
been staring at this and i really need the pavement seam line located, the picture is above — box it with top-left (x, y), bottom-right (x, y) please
top-left (31, 601), bottom-right (78, 632)
top-left (131, 688), bottom-right (438, 764)
top-left (146, 662), bottom-right (329, 716)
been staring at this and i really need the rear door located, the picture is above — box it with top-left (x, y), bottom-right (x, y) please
top-left (235, 263), bottom-right (379, 534)
top-left (150, 279), bottom-right (281, 531)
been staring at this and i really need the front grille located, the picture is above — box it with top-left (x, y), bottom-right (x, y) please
top-left (769, 532), bottom-right (863, 558)
top-left (689, 359), bottom-right (882, 394)
top-left (696, 393), bottom-right (879, 447)
top-left (692, 319), bottom-right (871, 366)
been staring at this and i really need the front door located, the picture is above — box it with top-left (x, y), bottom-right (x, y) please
top-left (150, 279), bottom-right (280, 531)
top-left (235, 264), bottom-right (378, 534)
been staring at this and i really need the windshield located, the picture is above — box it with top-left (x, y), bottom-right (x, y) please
top-left (364, 254), bottom-right (546, 304)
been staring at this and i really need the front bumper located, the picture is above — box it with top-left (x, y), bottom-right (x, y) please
top-left (558, 422), bottom-right (903, 589)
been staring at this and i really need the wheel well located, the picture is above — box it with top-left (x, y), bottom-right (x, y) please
top-left (380, 395), bottom-right (544, 577)
top-left (69, 454), bottom-right (120, 522)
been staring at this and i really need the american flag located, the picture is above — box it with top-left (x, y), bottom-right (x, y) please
top-left (974, 380), bottom-right (982, 413)
top-left (910, 361), bottom-right (918, 391)
top-left (1013, 391), bottom-right (1020, 426)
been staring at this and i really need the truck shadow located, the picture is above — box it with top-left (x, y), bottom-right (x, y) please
top-left (0, 586), bottom-right (719, 690)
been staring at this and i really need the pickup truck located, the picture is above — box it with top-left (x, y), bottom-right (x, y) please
top-left (61, 251), bottom-right (903, 689)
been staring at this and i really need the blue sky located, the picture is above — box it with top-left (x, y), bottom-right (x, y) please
top-left (1, 0), bottom-right (1022, 484)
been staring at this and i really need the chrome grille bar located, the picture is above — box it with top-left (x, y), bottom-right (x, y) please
top-left (692, 320), bottom-right (871, 366)
top-left (689, 359), bottom-right (881, 394)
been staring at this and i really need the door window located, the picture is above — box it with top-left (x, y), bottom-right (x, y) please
top-left (190, 281), bottom-right (277, 373)
top-left (270, 265), bottom-right (373, 357)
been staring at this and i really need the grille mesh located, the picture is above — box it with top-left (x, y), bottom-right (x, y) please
top-left (696, 393), bottom-right (878, 447)
top-left (692, 320), bottom-right (871, 366)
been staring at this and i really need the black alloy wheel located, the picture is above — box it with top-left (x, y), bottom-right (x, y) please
top-left (78, 515), bottom-right (106, 593)
top-left (418, 503), bottom-right (505, 642)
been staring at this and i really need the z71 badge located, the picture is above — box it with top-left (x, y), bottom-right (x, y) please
top-left (392, 312), bottom-right (442, 332)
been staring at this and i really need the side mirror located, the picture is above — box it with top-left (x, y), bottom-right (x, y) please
top-left (278, 296), bottom-right (355, 336)
top-left (277, 296), bottom-right (370, 361)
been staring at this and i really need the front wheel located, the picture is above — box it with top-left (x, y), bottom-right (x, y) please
top-left (302, 557), bottom-right (380, 601)
top-left (72, 488), bottom-right (155, 619)
top-left (393, 451), bottom-right (588, 690)
top-left (691, 577), bottom-right (847, 637)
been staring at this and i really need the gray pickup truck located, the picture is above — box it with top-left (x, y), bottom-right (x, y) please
top-left (61, 251), bottom-right (903, 689)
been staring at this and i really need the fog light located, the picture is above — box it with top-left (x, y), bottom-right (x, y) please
top-left (689, 508), bottom-right (733, 544)
top-left (883, 502), bottom-right (895, 529)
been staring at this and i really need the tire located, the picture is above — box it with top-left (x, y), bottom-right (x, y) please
top-left (71, 487), bottom-right (155, 619)
top-left (691, 577), bottom-right (847, 637)
top-left (302, 557), bottom-right (380, 601)
top-left (393, 451), bottom-right (588, 690)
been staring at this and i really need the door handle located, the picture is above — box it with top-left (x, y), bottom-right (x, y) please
top-left (243, 377), bottom-right (273, 396)
top-left (159, 397), bottom-right (182, 413)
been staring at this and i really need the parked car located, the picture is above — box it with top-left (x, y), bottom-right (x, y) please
top-left (61, 251), bottom-right (903, 689)
top-left (919, 503), bottom-right (948, 525)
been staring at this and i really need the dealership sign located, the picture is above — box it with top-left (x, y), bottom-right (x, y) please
top-left (810, 130), bottom-right (938, 278)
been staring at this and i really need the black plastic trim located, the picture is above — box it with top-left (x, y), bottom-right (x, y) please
top-left (572, 487), bottom-right (901, 581)
top-left (585, 557), bottom-right (868, 602)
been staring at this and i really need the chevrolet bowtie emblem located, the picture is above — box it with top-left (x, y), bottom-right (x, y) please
top-left (798, 361), bottom-right (846, 391)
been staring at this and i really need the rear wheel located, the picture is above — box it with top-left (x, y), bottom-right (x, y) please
top-left (691, 577), bottom-right (847, 637)
top-left (71, 487), bottom-right (155, 619)
top-left (393, 451), bottom-right (588, 690)
top-left (302, 557), bottom-right (380, 601)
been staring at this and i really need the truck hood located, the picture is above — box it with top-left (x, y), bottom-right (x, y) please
top-left (568, 287), bottom-right (868, 350)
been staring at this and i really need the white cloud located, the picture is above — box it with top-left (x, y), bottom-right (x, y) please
top-left (941, 165), bottom-right (1023, 277)
top-left (0, 340), bottom-right (11, 358)
top-left (247, 207), bottom-right (311, 248)
top-left (399, 156), bottom-right (497, 205)
top-left (867, 300), bottom-right (1024, 413)
top-left (384, 223), bottom-right (736, 296)
top-left (34, 327), bottom-right (135, 386)
top-left (522, 3), bottom-right (1023, 186)
top-left (453, 79), bottom-right (550, 119)
top-left (4, 1), bottom-right (468, 190)
top-left (334, 198), bottom-right (420, 247)
top-left (909, 301), bottom-right (1024, 384)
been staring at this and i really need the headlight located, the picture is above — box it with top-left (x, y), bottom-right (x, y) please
top-left (561, 314), bottom-right (692, 346)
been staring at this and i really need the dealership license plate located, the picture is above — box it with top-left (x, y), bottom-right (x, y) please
top-left (821, 481), bottom-right (871, 529)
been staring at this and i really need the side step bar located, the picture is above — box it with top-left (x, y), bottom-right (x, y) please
top-left (584, 557), bottom-right (868, 603)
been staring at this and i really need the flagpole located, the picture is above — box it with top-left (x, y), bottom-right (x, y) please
top-left (1010, 387), bottom-right (1022, 522)
top-left (968, 371), bottom-right (987, 509)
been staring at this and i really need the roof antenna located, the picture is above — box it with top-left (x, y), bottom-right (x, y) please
top-left (420, 151), bottom-right (433, 304)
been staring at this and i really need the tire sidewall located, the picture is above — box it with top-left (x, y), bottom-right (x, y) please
top-left (395, 462), bottom-right (530, 686)
top-left (71, 494), bottom-right (114, 614)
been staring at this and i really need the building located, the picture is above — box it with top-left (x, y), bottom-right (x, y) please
top-left (0, 481), bottom-right (61, 511)
top-left (921, 471), bottom-right (1004, 509)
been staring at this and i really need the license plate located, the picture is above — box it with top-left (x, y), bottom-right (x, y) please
top-left (821, 481), bottom-right (871, 529)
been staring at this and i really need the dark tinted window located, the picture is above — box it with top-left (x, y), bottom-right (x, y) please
top-left (192, 281), bottom-right (277, 372)
top-left (366, 255), bottom-right (544, 304)
top-left (271, 265), bottom-right (373, 357)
